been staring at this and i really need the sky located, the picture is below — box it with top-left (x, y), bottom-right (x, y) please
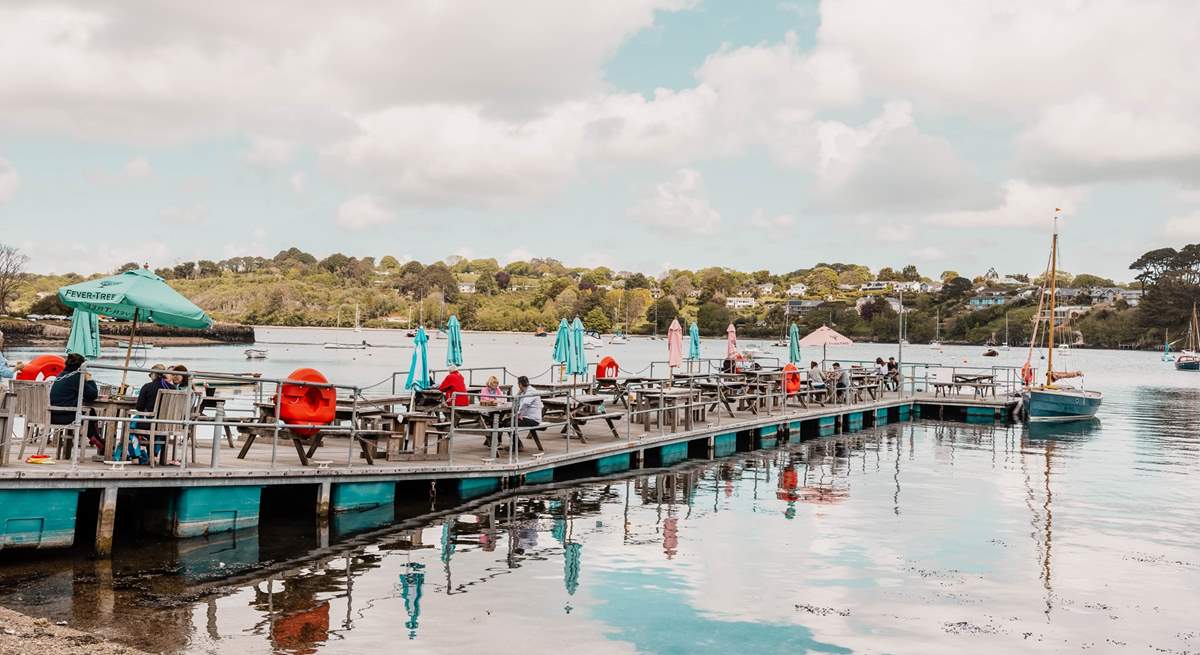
top-left (1, 1), bottom-right (1198, 282)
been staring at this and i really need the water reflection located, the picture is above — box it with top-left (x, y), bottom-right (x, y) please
top-left (2, 416), bottom-right (1199, 653)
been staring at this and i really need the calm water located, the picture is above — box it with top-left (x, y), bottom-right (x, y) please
top-left (2, 330), bottom-right (1199, 653)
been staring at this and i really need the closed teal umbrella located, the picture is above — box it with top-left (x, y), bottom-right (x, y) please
top-left (65, 309), bottom-right (101, 360)
top-left (567, 317), bottom-right (587, 376)
top-left (788, 322), bottom-right (801, 364)
top-left (687, 321), bottom-right (701, 360)
top-left (446, 315), bottom-right (463, 367)
top-left (404, 327), bottom-right (430, 390)
top-left (552, 318), bottom-right (570, 364)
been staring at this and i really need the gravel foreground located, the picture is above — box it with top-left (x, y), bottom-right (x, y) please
top-left (0, 607), bottom-right (148, 655)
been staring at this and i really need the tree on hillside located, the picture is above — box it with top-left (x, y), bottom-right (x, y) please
top-left (646, 298), bottom-right (678, 334)
top-left (475, 272), bottom-right (497, 295)
top-left (379, 255), bottom-right (401, 271)
top-left (421, 262), bottom-right (459, 302)
top-left (941, 277), bottom-right (973, 300)
top-left (859, 296), bottom-right (895, 322)
top-left (494, 270), bottom-right (511, 290)
top-left (805, 267), bottom-right (839, 295)
top-left (583, 306), bottom-right (612, 333)
top-left (876, 267), bottom-right (900, 281)
top-left (0, 244), bottom-right (29, 315)
top-left (198, 260), bottom-right (220, 277)
top-left (1072, 273), bottom-right (1116, 288)
top-left (696, 301), bottom-right (730, 336)
top-left (1130, 244), bottom-right (1200, 328)
top-left (173, 262), bottom-right (196, 279)
top-left (273, 247), bottom-right (317, 265)
top-left (625, 272), bottom-right (651, 289)
top-left (901, 265), bottom-right (921, 281)
top-left (940, 270), bottom-right (959, 282)
top-left (117, 262), bottom-right (140, 273)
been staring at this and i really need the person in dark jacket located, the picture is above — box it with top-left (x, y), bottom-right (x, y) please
top-left (135, 364), bottom-right (174, 412)
top-left (49, 353), bottom-right (101, 450)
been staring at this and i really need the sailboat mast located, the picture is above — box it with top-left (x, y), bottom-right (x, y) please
top-left (1046, 214), bottom-right (1059, 386)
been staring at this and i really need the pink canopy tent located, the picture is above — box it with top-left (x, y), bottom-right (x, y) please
top-left (667, 318), bottom-right (684, 370)
top-left (799, 325), bottom-right (853, 366)
top-left (725, 323), bottom-right (738, 359)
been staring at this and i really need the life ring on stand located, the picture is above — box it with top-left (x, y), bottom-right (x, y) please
top-left (783, 363), bottom-right (801, 395)
top-left (16, 354), bottom-right (66, 381)
top-left (1020, 362), bottom-right (1034, 386)
top-left (597, 356), bottom-right (620, 379)
top-left (277, 368), bottom-right (337, 436)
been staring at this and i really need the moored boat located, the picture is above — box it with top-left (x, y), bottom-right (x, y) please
top-left (244, 348), bottom-right (268, 359)
top-left (1175, 304), bottom-right (1199, 371)
top-left (1022, 210), bottom-right (1102, 422)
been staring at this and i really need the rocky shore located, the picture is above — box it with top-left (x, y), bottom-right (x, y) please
top-left (0, 606), bottom-right (148, 655)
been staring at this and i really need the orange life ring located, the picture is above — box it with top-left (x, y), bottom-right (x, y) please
top-left (783, 363), bottom-right (801, 395)
top-left (1021, 362), bottom-right (1034, 386)
top-left (16, 354), bottom-right (66, 381)
top-left (597, 356), bottom-right (620, 379)
top-left (277, 368), bottom-right (337, 436)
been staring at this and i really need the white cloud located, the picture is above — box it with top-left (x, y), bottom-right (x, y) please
top-left (161, 203), bottom-right (208, 225)
top-left (252, 226), bottom-right (267, 241)
top-left (628, 168), bottom-right (720, 235)
top-left (0, 158), bottom-right (17, 204)
top-left (909, 246), bottom-right (945, 261)
top-left (818, 1), bottom-right (1200, 185)
top-left (336, 194), bottom-right (394, 230)
top-left (37, 240), bottom-right (174, 275)
top-left (812, 100), bottom-right (991, 213)
top-left (925, 180), bottom-right (1088, 229)
top-left (748, 209), bottom-right (795, 229)
top-left (244, 137), bottom-right (295, 168)
top-left (504, 248), bottom-right (533, 263)
top-left (1163, 213), bottom-right (1200, 240)
top-left (120, 156), bottom-right (151, 180)
top-left (877, 223), bottom-right (913, 242)
top-left (289, 172), bottom-right (306, 194)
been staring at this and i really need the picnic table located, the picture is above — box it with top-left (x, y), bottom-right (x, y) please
top-left (633, 387), bottom-right (705, 432)
top-left (450, 402), bottom-right (546, 458)
top-left (543, 393), bottom-right (621, 443)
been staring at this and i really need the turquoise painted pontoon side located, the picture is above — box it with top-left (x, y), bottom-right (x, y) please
top-left (788, 420), bottom-right (803, 432)
top-left (875, 408), bottom-right (889, 426)
top-left (659, 442), bottom-right (688, 466)
top-left (458, 477), bottom-right (500, 500)
top-left (171, 486), bottom-right (262, 538)
top-left (965, 406), bottom-right (997, 424)
top-left (713, 433), bottom-right (737, 457)
top-left (597, 453), bottom-right (632, 475)
top-left (899, 404), bottom-right (911, 421)
top-left (524, 468), bottom-right (554, 484)
top-left (0, 489), bottom-right (81, 550)
top-left (819, 416), bottom-right (836, 436)
top-left (846, 412), bottom-right (864, 432)
top-left (332, 481), bottom-right (395, 512)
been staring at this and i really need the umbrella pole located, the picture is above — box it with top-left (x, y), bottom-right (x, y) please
top-left (119, 308), bottom-right (139, 392)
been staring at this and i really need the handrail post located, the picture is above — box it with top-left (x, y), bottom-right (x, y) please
top-left (270, 381), bottom-right (281, 469)
top-left (71, 363), bottom-right (86, 471)
top-left (564, 390), bottom-right (571, 455)
top-left (347, 387), bottom-right (359, 467)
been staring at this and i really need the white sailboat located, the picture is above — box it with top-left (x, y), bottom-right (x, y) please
top-left (929, 309), bottom-right (943, 350)
top-left (1002, 314), bottom-right (1011, 350)
top-left (324, 305), bottom-right (368, 350)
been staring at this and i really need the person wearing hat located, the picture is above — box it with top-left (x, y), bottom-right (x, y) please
top-left (437, 365), bottom-right (469, 407)
top-left (0, 330), bottom-right (25, 379)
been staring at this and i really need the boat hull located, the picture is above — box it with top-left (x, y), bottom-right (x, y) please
top-left (1024, 388), bottom-right (1102, 422)
top-left (1176, 357), bottom-right (1200, 371)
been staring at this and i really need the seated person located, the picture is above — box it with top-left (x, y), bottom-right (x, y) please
top-left (874, 357), bottom-right (888, 376)
top-left (167, 364), bottom-right (190, 389)
top-left (49, 353), bottom-right (101, 451)
top-left (480, 375), bottom-right (504, 405)
top-left (886, 357), bottom-right (900, 390)
top-left (135, 364), bottom-right (174, 412)
top-left (831, 362), bottom-right (851, 401)
top-left (806, 361), bottom-right (826, 389)
top-left (514, 375), bottom-right (543, 448)
top-left (438, 365), bottom-right (469, 407)
top-left (0, 330), bottom-right (25, 379)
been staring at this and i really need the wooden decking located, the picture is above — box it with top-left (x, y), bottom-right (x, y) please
top-left (0, 390), bottom-right (1016, 488)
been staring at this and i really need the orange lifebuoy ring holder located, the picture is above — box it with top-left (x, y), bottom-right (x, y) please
top-left (783, 363), bottom-right (801, 395)
top-left (17, 354), bottom-right (66, 381)
top-left (277, 368), bottom-right (337, 436)
top-left (597, 356), bottom-right (620, 379)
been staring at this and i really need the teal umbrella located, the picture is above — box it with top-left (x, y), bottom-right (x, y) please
top-left (687, 321), bottom-right (701, 360)
top-left (404, 327), bottom-right (430, 390)
top-left (65, 309), bottom-right (101, 360)
top-left (446, 315), bottom-right (463, 367)
top-left (788, 322), bottom-right (801, 364)
top-left (564, 541), bottom-right (582, 596)
top-left (59, 267), bottom-right (211, 388)
top-left (552, 318), bottom-right (570, 364)
top-left (567, 317), bottom-right (587, 376)
top-left (399, 562), bottom-right (425, 639)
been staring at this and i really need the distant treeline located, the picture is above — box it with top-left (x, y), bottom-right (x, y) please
top-left (0, 319), bottom-right (254, 344)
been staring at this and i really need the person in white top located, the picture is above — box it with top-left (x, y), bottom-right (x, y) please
top-left (515, 375), bottom-right (544, 450)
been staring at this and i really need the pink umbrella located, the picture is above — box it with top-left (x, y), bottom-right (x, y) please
top-left (667, 318), bottom-right (684, 369)
top-left (725, 323), bottom-right (738, 359)
top-left (799, 325), bottom-right (853, 366)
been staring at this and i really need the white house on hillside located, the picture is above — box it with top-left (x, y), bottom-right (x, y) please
top-left (726, 297), bottom-right (757, 309)
top-left (457, 281), bottom-right (476, 294)
top-left (860, 281), bottom-right (891, 292)
top-left (787, 283), bottom-right (808, 296)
